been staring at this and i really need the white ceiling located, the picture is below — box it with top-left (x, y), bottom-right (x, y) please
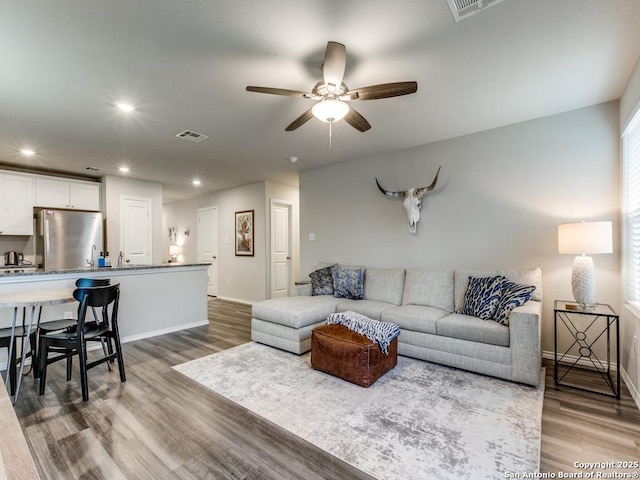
top-left (1, 0), bottom-right (639, 203)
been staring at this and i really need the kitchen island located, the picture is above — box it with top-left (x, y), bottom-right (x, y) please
top-left (0, 263), bottom-right (210, 357)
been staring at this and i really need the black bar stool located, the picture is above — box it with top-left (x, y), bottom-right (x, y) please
top-left (39, 283), bottom-right (126, 401)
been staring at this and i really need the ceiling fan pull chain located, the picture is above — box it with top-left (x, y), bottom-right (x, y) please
top-left (329, 120), bottom-right (333, 148)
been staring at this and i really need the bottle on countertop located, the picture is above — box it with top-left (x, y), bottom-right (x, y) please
top-left (117, 251), bottom-right (124, 268)
top-left (97, 252), bottom-right (106, 267)
top-left (105, 251), bottom-right (111, 267)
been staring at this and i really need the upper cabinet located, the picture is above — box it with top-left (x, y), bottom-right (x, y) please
top-left (35, 177), bottom-right (100, 211)
top-left (0, 171), bottom-right (101, 236)
top-left (0, 173), bottom-right (34, 235)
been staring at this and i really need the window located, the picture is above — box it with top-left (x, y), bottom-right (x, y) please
top-left (623, 109), bottom-right (640, 302)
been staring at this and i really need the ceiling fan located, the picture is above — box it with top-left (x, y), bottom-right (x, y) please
top-left (246, 41), bottom-right (418, 133)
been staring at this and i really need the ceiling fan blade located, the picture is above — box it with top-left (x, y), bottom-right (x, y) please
top-left (285, 108), bottom-right (314, 131)
top-left (246, 86), bottom-right (310, 98)
top-left (347, 81), bottom-right (418, 101)
top-left (323, 41), bottom-right (346, 90)
top-left (344, 107), bottom-right (371, 132)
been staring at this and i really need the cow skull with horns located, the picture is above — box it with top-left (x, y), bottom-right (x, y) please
top-left (375, 166), bottom-right (441, 234)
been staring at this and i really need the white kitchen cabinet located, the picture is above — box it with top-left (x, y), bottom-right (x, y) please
top-left (35, 177), bottom-right (100, 211)
top-left (69, 182), bottom-right (100, 211)
top-left (0, 173), bottom-right (34, 235)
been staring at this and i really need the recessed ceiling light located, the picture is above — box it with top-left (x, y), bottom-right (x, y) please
top-left (289, 156), bottom-right (299, 163)
top-left (20, 149), bottom-right (35, 156)
top-left (192, 179), bottom-right (202, 186)
top-left (116, 102), bottom-right (135, 112)
top-left (118, 166), bottom-right (130, 173)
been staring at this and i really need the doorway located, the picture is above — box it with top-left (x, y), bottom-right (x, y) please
top-left (197, 206), bottom-right (218, 297)
top-left (120, 196), bottom-right (152, 265)
top-left (270, 200), bottom-right (292, 298)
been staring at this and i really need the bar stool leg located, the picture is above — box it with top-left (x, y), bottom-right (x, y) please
top-left (4, 308), bottom-right (18, 391)
top-left (13, 306), bottom-right (37, 404)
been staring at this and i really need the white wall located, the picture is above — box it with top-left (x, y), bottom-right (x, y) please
top-left (163, 181), bottom-right (299, 303)
top-left (102, 175), bottom-right (164, 264)
top-left (300, 101), bottom-right (621, 357)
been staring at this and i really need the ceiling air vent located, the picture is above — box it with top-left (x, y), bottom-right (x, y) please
top-left (175, 130), bottom-right (209, 143)
top-left (447, 0), bottom-right (505, 22)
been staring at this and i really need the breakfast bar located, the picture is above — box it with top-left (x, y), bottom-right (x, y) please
top-left (0, 263), bottom-right (209, 376)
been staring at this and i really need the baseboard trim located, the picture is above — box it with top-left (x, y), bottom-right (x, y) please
top-left (121, 319), bottom-right (210, 344)
top-left (215, 296), bottom-right (255, 306)
top-left (541, 349), bottom-right (618, 371)
top-left (620, 366), bottom-right (640, 411)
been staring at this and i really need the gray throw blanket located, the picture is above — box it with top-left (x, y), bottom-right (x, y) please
top-left (326, 311), bottom-right (400, 355)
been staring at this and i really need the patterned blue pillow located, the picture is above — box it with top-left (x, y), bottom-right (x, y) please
top-left (333, 266), bottom-right (365, 300)
top-left (493, 281), bottom-right (535, 326)
top-left (309, 265), bottom-right (336, 296)
top-left (458, 275), bottom-right (504, 320)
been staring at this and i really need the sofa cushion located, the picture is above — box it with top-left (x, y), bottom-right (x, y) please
top-left (252, 296), bottom-right (340, 329)
top-left (335, 300), bottom-right (396, 321)
top-left (381, 305), bottom-right (449, 335)
top-left (437, 313), bottom-right (510, 347)
top-left (364, 268), bottom-right (406, 305)
top-left (458, 275), bottom-right (504, 320)
top-left (454, 268), bottom-right (542, 310)
top-left (333, 266), bottom-right (365, 300)
top-left (493, 281), bottom-right (535, 326)
top-left (401, 268), bottom-right (454, 312)
top-left (309, 264), bottom-right (336, 296)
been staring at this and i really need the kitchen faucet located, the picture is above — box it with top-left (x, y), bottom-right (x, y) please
top-left (86, 244), bottom-right (97, 268)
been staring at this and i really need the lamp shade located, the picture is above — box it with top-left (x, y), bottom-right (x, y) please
top-left (558, 221), bottom-right (613, 255)
top-left (311, 98), bottom-right (349, 123)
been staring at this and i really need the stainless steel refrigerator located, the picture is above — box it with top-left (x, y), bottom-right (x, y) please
top-left (35, 209), bottom-right (104, 271)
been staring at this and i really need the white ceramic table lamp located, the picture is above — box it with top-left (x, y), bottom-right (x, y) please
top-left (558, 221), bottom-right (612, 307)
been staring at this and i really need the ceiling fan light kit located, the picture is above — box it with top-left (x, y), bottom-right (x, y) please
top-left (246, 41), bottom-right (418, 135)
top-left (311, 98), bottom-right (350, 123)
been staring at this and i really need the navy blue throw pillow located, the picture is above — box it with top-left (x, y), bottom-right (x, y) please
top-left (333, 266), bottom-right (365, 300)
top-left (458, 275), bottom-right (504, 320)
top-left (309, 265), bottom-right (336, 296)
top-left (493, 281), bottom-right (535, 326)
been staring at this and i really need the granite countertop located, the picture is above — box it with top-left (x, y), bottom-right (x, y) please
top-left (0, 263), bottom-right (210, 278)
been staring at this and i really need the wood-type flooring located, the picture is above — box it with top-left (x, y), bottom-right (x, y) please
top-left (11, 299), bottom-right (640, 479)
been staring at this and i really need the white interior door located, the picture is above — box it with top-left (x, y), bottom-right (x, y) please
top-left (270, 200), bottom-right (291, 298)
top-left (121, 196), bottom-right (152, 265)
top-left (198, 206), bottom-right (218, 296)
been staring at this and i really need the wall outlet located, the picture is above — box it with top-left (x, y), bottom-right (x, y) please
top-left (309, 233), bottom-right (315, 241)
top-left (63, 311), bottom-right (73, 319)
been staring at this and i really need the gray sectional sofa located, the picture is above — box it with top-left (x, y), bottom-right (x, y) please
top-left (251, 265), bottom-right (542, 386)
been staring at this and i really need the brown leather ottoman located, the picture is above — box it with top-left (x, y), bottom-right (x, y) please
top-left (311, 323), bottom-right (398, 387)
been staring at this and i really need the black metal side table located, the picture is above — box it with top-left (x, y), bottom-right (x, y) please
top-left (554, 300), bottom-right (620, 399)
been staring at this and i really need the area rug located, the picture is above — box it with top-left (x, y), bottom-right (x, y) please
top-left (173, 342), bottom-right (544, 480)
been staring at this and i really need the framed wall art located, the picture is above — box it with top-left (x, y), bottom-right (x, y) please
top-left (235, 209), bottom-right (254, 256)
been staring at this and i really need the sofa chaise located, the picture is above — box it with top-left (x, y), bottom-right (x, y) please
top-left (251, 264), bottom-right (542, 386)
